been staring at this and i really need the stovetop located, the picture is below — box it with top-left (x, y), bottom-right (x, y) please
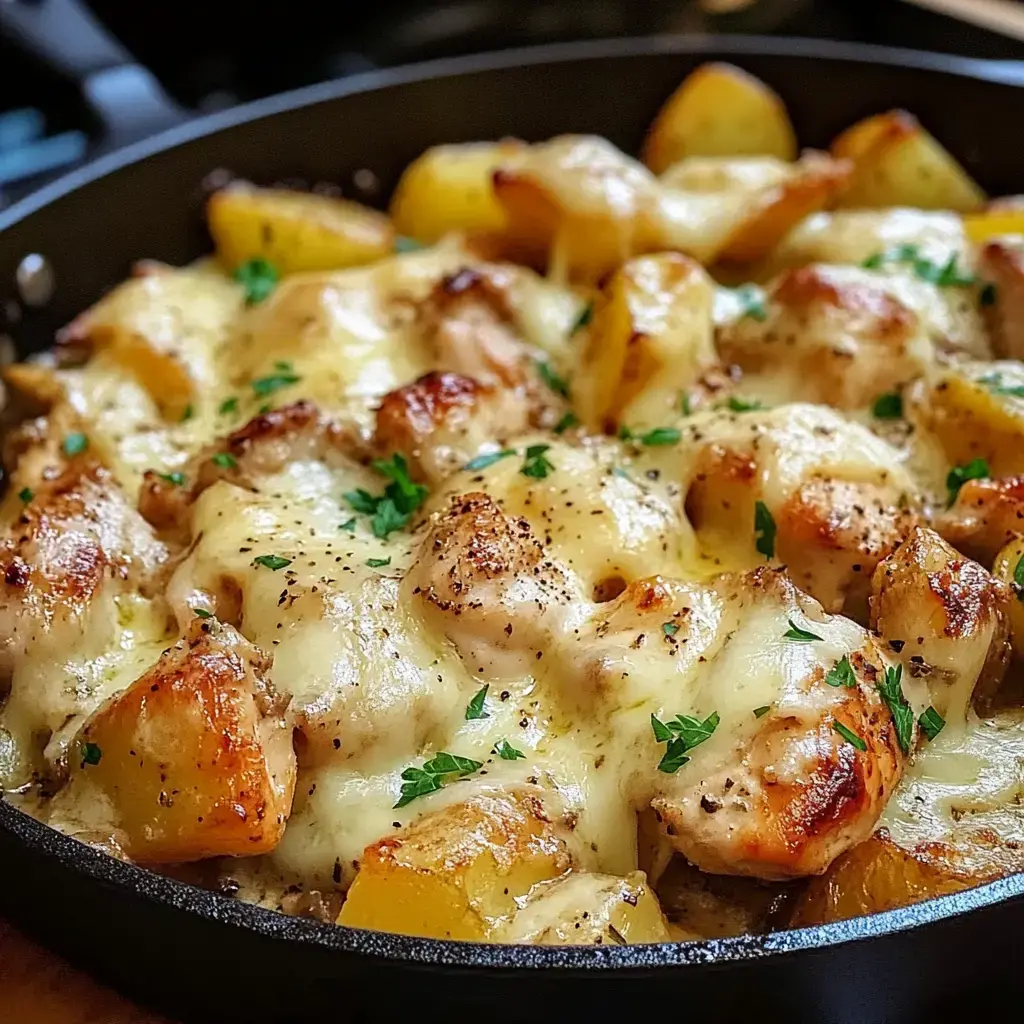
top-left (2, 0), bottom-right (1023, 206)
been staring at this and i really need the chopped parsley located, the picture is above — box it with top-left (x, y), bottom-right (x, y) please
top-left (650, 711), bottom-right (720, 774)
top-left (344, 453), bottom-right (429, 539)
top-left (554, 411), bottom-right (579, 435)
top-left (252, 554), bottom-right (291, 571)
top-left (680, 393), bottom-right (692, 416)
top-left (919, 705), bottom-right (946, 742)
top-left (877, 662), bottom-right (915, 755)
top-left (662, 621), bottom-right (680, 637)
top-left (211, 452), bottom-right (238, 470)
top-left (832, 720), bottom-right (867, 752)
top-left (62, 432), bottom-right (88, 457)
top-left (251, 369), bottom-right (300, 398)
top-left (393, 751), bottom-right (483, 808)
top-left (158, 471), bottom-right (186, 486)
top-left (536, 359), bottom-right (570, 397)
top-left (465, 449), bottom-right (515, 472)
top-left (570, 302), bottom-right (593, 335)
top-left (1013, 554), bottom-right (1024, 603)
top-left (194, 608), bottom-right (212, 619)
top-left (872, 392), bottom-right (903, 419)
top-left (862, 245), bottom-right (975, 287)
top-left (465, 685), bottom-right (489, 721)
top-left (946, 457), bottom-right (989, 506)
top-left (180, 405), bottom-right (194, 422)
top-left (339, 518), bottom-right (356, 533)
top-left (219, 396), bottom-right (239, 415)
top-left (81, 741), bottom-right (102, 766)
top-left (753, 705), bottom-right (771, 719)
top-left (637, 426), bottom-right (681, 447)
top-left (235, 257), bottom-right (279, 305)
top-left (394, 235), bottom-right (424, 253)
top-left (754, 500), bottom-right (776, 560)
top-left (977, 372), bottom-right (1024, 399)
top-left (731, 283), bottom-right (768, 322)
top-left (825, 655), bottom-right (857, 688)
top-left (493, 738), bottom-right (526, 760)
top-left (520, 444), bottom-right (554, 480)
top-left (726, 396), bottom-right (764, 413)
top-left (366, 556), bottom-right (391, 568)
top-left (783, 619), bottom-right (824, 643)
top-left (17, 487), bottom-right (32, 503)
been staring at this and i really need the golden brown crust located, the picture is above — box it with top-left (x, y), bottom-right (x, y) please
top-left (936, 475), bottom-right (1024, 564)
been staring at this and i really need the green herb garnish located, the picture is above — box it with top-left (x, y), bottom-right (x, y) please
top-left (662, 621), bottom-right (680, 637)
top-left (62, 433), bottom-right (88, 457)
top-left (754, 500), bottom-right (776, 560)
top-left (783, 619), bottom-right (824, 642)
top-left (235, 257), bottom-right (279, 305)
top-left (393, 751), bottom-right (483, 808)
top-left (465, 449), bottom-right (515, 472)
top-left (211, 452), bottom-right (238, 470)
top-left (570, 302), bottom-right (593, 335)
top-left (340, 518), bottom-right (357, 533)
top-left (638, 426), bottom-right (681, 447)
top-left (726, 396), bottom-right (764, 413)
top-left (493, 739), bottom-right (526, 761)
top-left (919, 705), bottom-right (946, 742)
top-left (832, 720), bottom-right (867, 752)
top-left (180, 405), bottom-right (194, 423)
top-left (1013, 554), bottom-right (1024, 603)
top-left (731, 283), bottom-right (768, 322)
top-left (251, 370), bottom-right (300, 398)
top-left (194, 608), bottom-right (212, 619)
top-left (158, 472), bottom-right (186, 486)
top-left (977, 372), bottom-right (1024, 399)
top-left (521, 444), bottom-right (555, 479)
top-left (465, 685), bottom-right (489, 721)
top-left (366, 556), bottom-right (391, 568)
top-left (946, 457), bottom-right (989, 506)
top-left (877, 662), bottom-right (915, 755)
top-left (753, 705), bottom-right (771, 719)
top-left (219, 396), bottom-right (239, 415)
top-left (825, 654), bottom-right (856, 688)
top-left (554, 411), bottom-right (579, 435)
top-left (862, 245), bottom-right (975, 288)
top-left (537, 359), bottom-right (570, 397)
top-left (650, 711), bottom-right (720, 774)
top-left (17, 487), bottom-right (32, 503)
top-left (253, 554), bottom-right (291, 571)
top-left (344, 453), bottom-right (429, 540)
top-left (81, 741), bottom-right (102, 766)
top-left (872, 392), bottom-right (903, 419)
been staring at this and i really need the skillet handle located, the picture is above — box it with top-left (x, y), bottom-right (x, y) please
top-left (0, 0), bottom-right (187, 148)
top-left (972, 59), bottom-right (1024, 87)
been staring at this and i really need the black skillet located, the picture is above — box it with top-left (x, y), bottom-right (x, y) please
top-left (2, 35), bottom-right (1024, 1024)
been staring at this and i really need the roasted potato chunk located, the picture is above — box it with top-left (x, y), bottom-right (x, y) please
top-left (870, 527), bottom-right (1010, 718)
top-left (208, 185), bottom-right (395, 274)
top-left (574, 252), bottom-right (715, 431)
top-left (832, 110), bottom-right (985, 212)
top-left (338, 790), bottom-right (573, 940)
top-left (62, 619), bottom-right (296, 864)
top-left (642, 62), bottom-right (797, 173)
top-left (938, 475), bottom-right (1024, 566)
top-left (993, 535), bottom-right (1024, 659)
top-left (389, 141), bottom-right (526, 243)
top-left (498, 871), bottom-right (671, 945)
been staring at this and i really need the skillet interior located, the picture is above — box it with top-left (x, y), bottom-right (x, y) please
top-left (2, 34), bottom-right (1024, 1023)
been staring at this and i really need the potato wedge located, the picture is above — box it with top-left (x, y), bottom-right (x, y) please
top-left (574, 252), bottom-right (716, 431)
top-left (498, 871), bottom-right (671, 945)
top-left (63, 619), bottom-right (296, 864)
top-left (791, 830), bottom-right (1017, 926)
top-left (993, 535), bottom-right (1024, 658)
top-left (208, 185), bottom-right (395, 273)
top-left (642, 62), bottom-right (797, 174)
top-left (389, 141), bottom-right (526, 244)
top-left (338, 790), bottom-right (573, 940)
top-left (832, 111), bottom-right (985, 212)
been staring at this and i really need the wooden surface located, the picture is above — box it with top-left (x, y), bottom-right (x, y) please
top-left (0, 917), bottom-right (170, 1024)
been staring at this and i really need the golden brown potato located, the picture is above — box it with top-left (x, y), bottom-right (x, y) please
top-left (498, 871), bottom-right (671, 945)
top-left (574, 252), bottom-right (716, 431)
top-left (992, 535), bottom-right (1024, 658)
top-left (870, 526), bottom-right (1010, 718)
top-left (208, 185), bottom-right (395, 274)
top-left (642, 62), bottom-right (797, 173)
top-left (791, 830), bottom-right (1020, 926)
top-left (832, 111), bottom-right (985, 212)
top-left (338, 790), bottom-right (573, 940)
top-left (937, 475), bottom-right (1024, 566)
top-left (64, 619), bottom-right (296, 864)
top-left (389, 141), bottom-right (526, 243)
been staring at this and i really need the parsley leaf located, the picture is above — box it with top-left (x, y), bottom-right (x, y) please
top-left (753, 705), bottom-right (771, 719)
top-left (919, 705), bottom-right (946, 741)
top-left (877, 663), bottom-right (915, 754)
top-left (754, 500), bottom-right (776, 560)
top-left (371, 499), bottom-right (409, 539)
top-left (219, 396), bottom-right (239, 416)
top-left (680, 393), bottom-right (692, 416)
top-left (977, 372), bottom-right (1024, 399)
top-left (253, 554), bottom-right (291, 571)
top-left (872, 392), bottom-right (903, 419)
top-left (394, 751), bottom-right (483, 808)
top-left (180, 405), bottom-right (194, 422)
top-left (211, 452), bottom-right (238, 470)
top-left (731, 283), bottom-right (768, 322)
top-left (366, 556), bottom-right (391, 568)
top-left (235, 257), bottom-right (279, 305)
top-left (343, 489), bottom-right (379, 514)
top-left (537, 359), bottom-right (570, 397)
top-left (465, 449), bottom-right (515, 472)
top-left (344, 454), bottom-right (430, 540)
top-left (726, 396), bottom-right (764, 413)
top-left (662, 621), bottom-right (679, 637)
top-left (862, 245), bottom-right (975, 288)
top-left (339, 518), bottom-right (356, 533)
top-left (17, 487), bottom-right (32, 503)
top-left (158, 472), bottom-right (186, 486)
top-left (638, 426), bottom-right (681, 447)
top-left (62, 432), bottom-right (88, 457)
top-left (832, 720), bottom-right (867, 751)
top-left (783, 619), bottom-right (824, 642)
top-left (521, 444), bottom-right (554, 479)
top-left (194, 608), bottom-right (212, 619)
top-left (651, 711), bottom-right (720, 774)
top-left (1013, 554), bottom-right (1024, 603)
top-left (394, 236), bottom-right (424, 253)
top-left (465, 685), bottom-right (489, 721)
top-left (946, 458), bottom-right (989, 506)
top-left (825, 654), bottom-right (856, 688)
top-left (251, 371), bottom-right (300, 397)
top-left (493, 738), bottom-right (526, 760)
top-left (554, 411), bottom-right (579, 435)
top-left (81, 741), bottom-right (102, 766)
top-left (570, 302), bottom-right (593, 335)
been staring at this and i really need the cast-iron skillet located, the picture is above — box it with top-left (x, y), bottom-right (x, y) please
top-left (1, 35), bottom-right (1024, 1024)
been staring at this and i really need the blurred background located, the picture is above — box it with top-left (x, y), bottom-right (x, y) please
top-left (2, 0), bottom-right (1024, 207)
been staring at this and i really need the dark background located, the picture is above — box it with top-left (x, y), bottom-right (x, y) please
top-left (2, 0), bottom-right (1024, 205)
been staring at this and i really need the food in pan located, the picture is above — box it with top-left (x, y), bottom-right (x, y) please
top-left (3, 60), bottom-right (1024, 945)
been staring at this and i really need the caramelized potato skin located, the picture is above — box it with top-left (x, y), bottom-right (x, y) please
top-left (338, 790), bottom-right (573, 940)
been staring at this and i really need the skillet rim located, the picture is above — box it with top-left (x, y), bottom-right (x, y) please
top-left (3, 32), bottom-right (1024, 970)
